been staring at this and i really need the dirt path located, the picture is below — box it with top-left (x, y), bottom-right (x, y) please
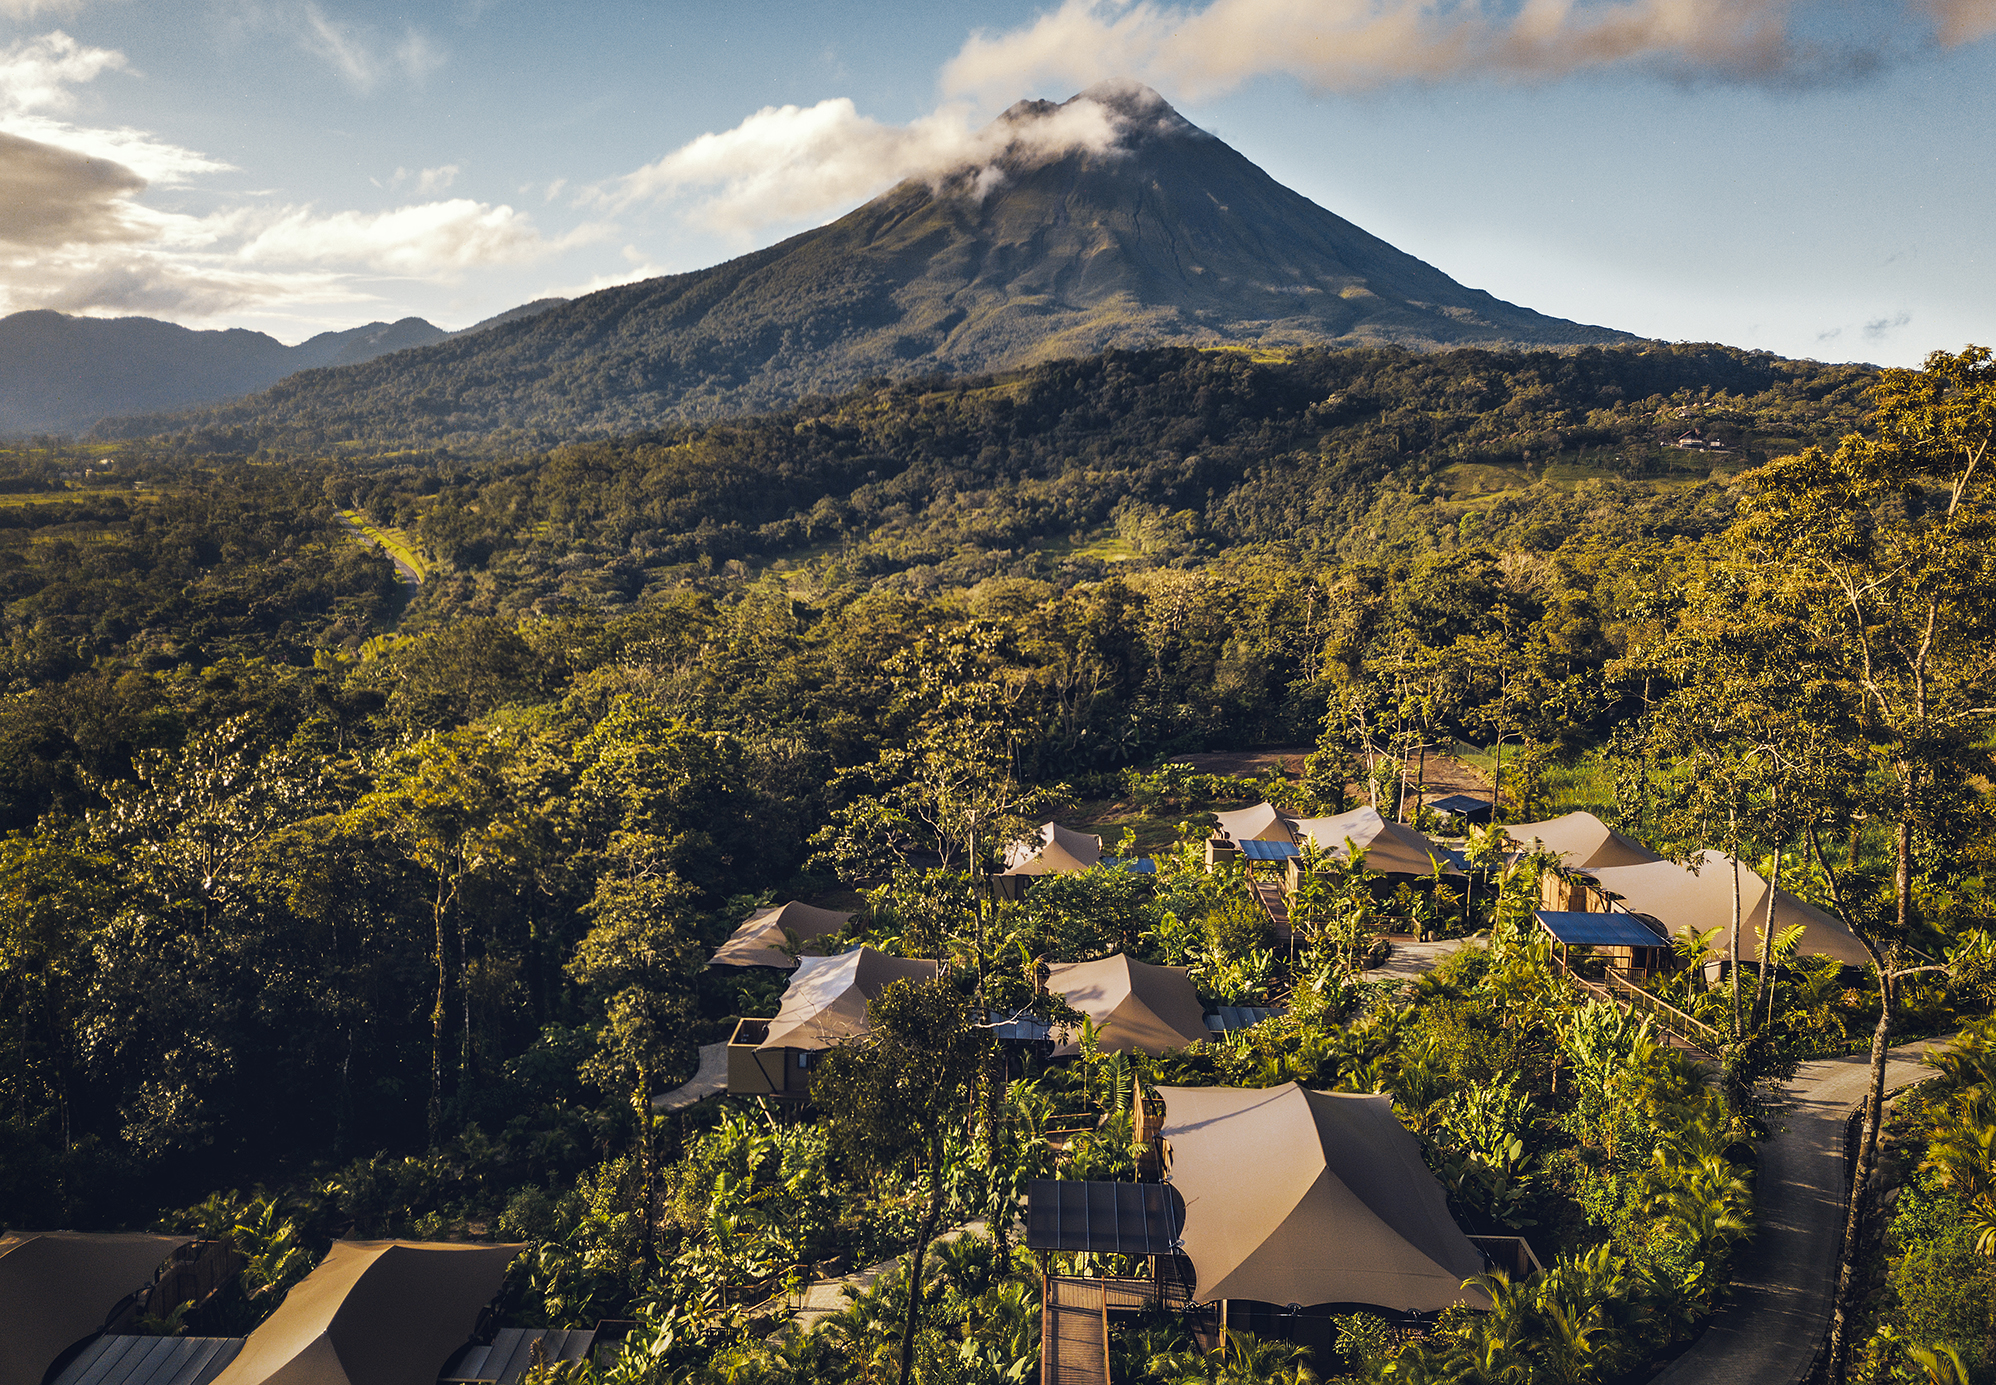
top-left (1650, 1040), bottom-right (1941, 1385)
top-left (334, 510), bottom-right (424, 585)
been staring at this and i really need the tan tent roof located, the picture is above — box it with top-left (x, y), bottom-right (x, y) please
top-left (1289, 806), bottom-right (1462, 877)
top-left (1046, 954), bottom-right (1211, 1056)
top-left (1584, 853), bottom-right (1871, 966)
top-left (1160, 1084), bottom-right (1489, 1312)
top-left (209, 1240), bottom-right (521, 1385)
top-left (1210, 803), bottom-right (1295, 843)
top-left (756, 947), bottom-right (940, 1050)
top-left (1504, 812), bottom-right (1661, 870)
top-left (0, 1231), bottom-right (193, 1385)
top-left (709, 901), bottom-right (853, 969)
top-left (1001, 822), bottom-right (1103, 875)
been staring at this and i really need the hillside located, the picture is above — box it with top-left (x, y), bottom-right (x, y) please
top-left (0, 310), bottom-right (448, 436)
top-left (106, 84), bottom-right (1635, 448)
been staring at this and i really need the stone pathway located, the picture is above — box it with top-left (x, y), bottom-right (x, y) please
top-left (652, 1041), bottom-right (729, 1112)
top-left (1650, 1039), bottom-right (1942, 1385)
top-left (1362, 937), bottom-right (1478, 983)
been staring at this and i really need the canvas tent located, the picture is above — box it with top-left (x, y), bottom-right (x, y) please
top-left (756, 947), bottom-right (940, 1050)
top-left (1504, 812), bottom-right (1661, 870)
top-left (209, 1240), bottom-right (521, 1385)
top-left (1584, 853), bottom-right (1871, 966)
top-left (1046, 954), bottom-right (1213, 1056)
top-left (1287, 807), bottom-right (1462, 878)
top-left (1159, 1083), bottom-right (1489, 1312)
top-left (1002, 822), bottom-right (1103, 874)
top-left (1210, 803), bottom-right (1296, 843)
top-left (0, 1231), bottom-right (192, 1385)
top-left (708, 901), bottom-right (853, 969)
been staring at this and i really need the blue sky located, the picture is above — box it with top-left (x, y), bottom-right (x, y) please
top-left (2, 0), bottom-right (1990, 366)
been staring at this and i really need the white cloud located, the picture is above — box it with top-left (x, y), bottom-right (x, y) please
top-left (237, 198), bottom-right (591, 275)
top-left (0, 29), bottom-right (127, 115)
top-left (298, 2), bottom-right (445, 91)
top-left (940, 0), bottom-right (1845, 101)
top-left (605, 89), bottom-right (1131, 237)
top-left (0, 129), bottom-right (147, 248)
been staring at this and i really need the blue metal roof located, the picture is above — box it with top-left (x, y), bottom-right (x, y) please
top-left (1104, 856), bottom-right (1157, 874)
top-left (1534, 910), bottom-right (1667, 948)
top-left (1428, 794), bottom-right (1492, 815)
top-left (51, 1336), bottom-right (245, 1385)
top-left (1205, 1005), bottom-right (1282, 1032)
top-left (1238, 839), bottom-right (1300, 861)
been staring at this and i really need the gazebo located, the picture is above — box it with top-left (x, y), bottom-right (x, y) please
top-left (1046, 954), bottom-right (1213, 1056)
top-left (1534, 909), bottom-right (1672, 982)
top-left (707, 901), bottom-right (853, 969)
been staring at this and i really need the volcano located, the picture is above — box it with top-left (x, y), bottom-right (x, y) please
top-left (107, 83), bottom-right (1633, 443)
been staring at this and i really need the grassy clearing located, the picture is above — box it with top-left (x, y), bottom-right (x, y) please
top-left (338, 509), bottom-right (429, 580)
top-left (1453, 743), bottom-right (1618, 821)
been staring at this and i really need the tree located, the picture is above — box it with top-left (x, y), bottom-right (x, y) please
top-left (566, 865), bottom-right (702, 1274)
top-left (1722, 346), bottom-right (1996, 1383)
top-left (810, 976), bottom-right (991, 1385)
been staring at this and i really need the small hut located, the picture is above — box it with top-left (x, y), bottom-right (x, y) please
top-left (708, 901), bottom-right (853, 970)
top-left (1424, 794), bottom-right (1492, 827)
top-left (727, 947), bottom-right (940, 1097)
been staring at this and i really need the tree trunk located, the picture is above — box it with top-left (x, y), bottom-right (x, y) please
top-left (900, 1142), bottom-right (946, 1385)
top-left (429, 897), bottom-right (449, 1148)
top-left (1754, 845), bottom-right (1781, 1029)
top-left (638, 1064), bottom-right (657, 1276)
top-left (1728, 844), bottom-right (1743, 1042)
top-left (1826, 963), bottom-right (1895, 1385)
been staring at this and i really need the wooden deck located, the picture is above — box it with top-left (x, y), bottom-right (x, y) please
top-left (1041, 1277), bottom-right (1112, 1385)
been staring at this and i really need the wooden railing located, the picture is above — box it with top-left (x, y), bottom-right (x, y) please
top-left (1602, 971), bottom-right (1722, 1052)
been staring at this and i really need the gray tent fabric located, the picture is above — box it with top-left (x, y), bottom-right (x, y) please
top-left (1046, 954), bottom-right (1212, 1056)
top-left (1503, 812), bottom-right (1662, 870)
top-left (1210, 803), bottom-right (1295, 843)
top-left (0, 1231), bottom-right (193, 1385)
top-left (1160, 1083), bottom-right (1489, 1312)
top-left (1000, 822), bottom-right (1103, 876)
top-left (1288, 807), bottom-right (1462, 877)
top-left (708, 901), bottom-right (853, 969)
top-left (1583, 853), bottom-right (1871, 966)
top-left (756, 947), bottom-right (940, 1050)
top-left (208, 1241), bottom-right (522, 1385)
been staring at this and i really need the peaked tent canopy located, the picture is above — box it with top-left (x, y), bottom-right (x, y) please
top-left (209, 1240), bottom-right (522, 1385)
top-left (1289, 806), bottom-right (1462, 877)
top-left (1504, 812), bottom-right (1661, 870)
top-left (709, 901), bottom-right (853, 969)
top-left (0, 1231), bottom-right (193, 1385)
top-left (1584, 853), bottom-right (1870, 966)
top-left (1046, 954), bottom-right (1212, 1056)
top-left (756, 947), bottom-right (940, 1050)
top-left (1160, 1083), bottom-right (1489, 1312)
top-left (1001, 822), bottom-right (1103, 876)
top-left (1211, 803), bottom-right (1295, 843)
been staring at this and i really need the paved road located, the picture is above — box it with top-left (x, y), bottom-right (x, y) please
top-left (1650, 1040), bottom-right (1939, 1385)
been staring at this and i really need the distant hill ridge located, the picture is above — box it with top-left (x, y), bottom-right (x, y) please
top-left (100, 81), bottom-right (1633, 446)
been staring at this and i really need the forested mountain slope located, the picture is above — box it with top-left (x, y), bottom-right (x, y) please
top-left (0, 310), bottom-right (455, 436)
top-left (101, 84), bottom-right (1633, 447)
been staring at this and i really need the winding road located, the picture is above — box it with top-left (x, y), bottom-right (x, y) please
top-left (1651, 1040), bottom-right (1940, 1385)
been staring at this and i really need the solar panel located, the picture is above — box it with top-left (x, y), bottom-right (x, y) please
top-left (1025, 1179), bottom-right (1185, 1255)
top-left (1534, 910), bottom-right (1667, 948)
top-left (1104, 856), bottom-right (1158, 874)
top-left (1237, 839), bottom-right (1300, 861)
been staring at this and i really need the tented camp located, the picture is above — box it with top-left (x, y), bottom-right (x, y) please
top-left (708, 901), bottom-right (853, 969)
top-left (993, 822), bottom-right (1103, 900)
top-left (727, 947), bottom-right (940, 1097)
top-left (1582, 853), bottom-right (1871, 967)
top-left (1286, 806), bottom-right (1462, 880)
top-left (1505, 811), bottom-right (1662, 871)
top-left (1210, 803), bottom-right (1296, 844)
top-left (1159, 1083), bottom-right (1491, 1314)
top-left (0, 1231), bottom-right (193, 1385)
top-left (1046, 954), bottom-right (1212, 1056)
top-left (208, 1240), bottom-right (522, 1385)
